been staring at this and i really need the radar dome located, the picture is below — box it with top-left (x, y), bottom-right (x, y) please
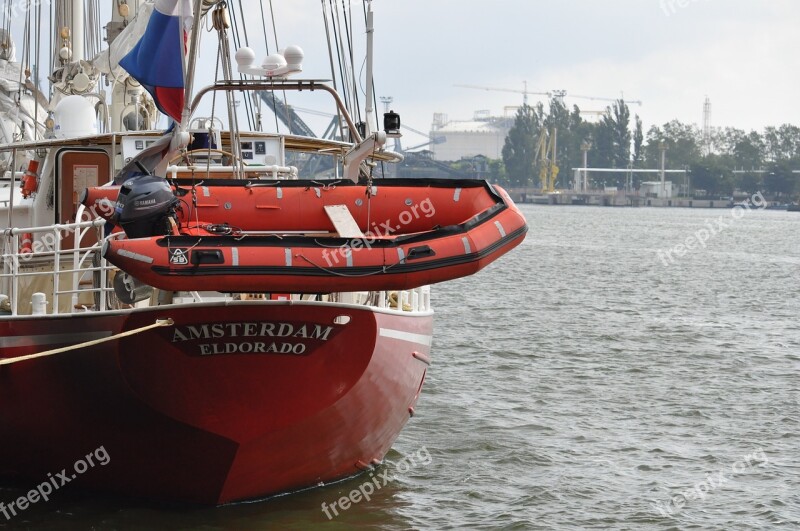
top-left (53, 95), bottom-right (97, 139)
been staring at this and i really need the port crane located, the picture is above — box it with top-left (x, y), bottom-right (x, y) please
top-left (536, 128), bottom-right (559, 193)
top-left (454, 82), bottom-right (560, 106)
top-left (454, 83), bottom-right (642, 107)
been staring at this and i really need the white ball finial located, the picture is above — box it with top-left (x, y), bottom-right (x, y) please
top-left (235, 47), bottom-right (256, 68)
top-left (282, 45), bottom-right (304, 67)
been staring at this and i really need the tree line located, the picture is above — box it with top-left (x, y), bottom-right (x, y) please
top-left (495, 99), bottom-right (800, 198)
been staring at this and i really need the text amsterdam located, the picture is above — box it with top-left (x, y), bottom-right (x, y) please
top-left (171, 321), bottom-right (335, 356)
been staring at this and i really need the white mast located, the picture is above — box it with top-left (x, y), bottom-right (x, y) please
top-left (109, 0), bottom-right (145, 132)
top-left (182, 0), bottom-right (205, 128)
top-left (363, 0), bottom-right (375, 136)
top-left (71, 0), bottom-right (84, 61)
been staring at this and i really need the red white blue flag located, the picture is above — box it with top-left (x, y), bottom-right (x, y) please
top-left (120, 0), bottom-right (193, 123)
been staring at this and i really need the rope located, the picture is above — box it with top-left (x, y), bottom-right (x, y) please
top-left (296, 253), bottom-right (398, 278)
top-left (328, 1), bottom-right (350, 118)
top-left (229, 0), bottom-right (255, 130)
top-left (321, 1), bottom-right (344, 140)
top-left (0, 318), bottom-right (175, 366)
top-left (258, 0), bottom-right (269, 54)
top-left (267, 0), bottom-right (278, 53)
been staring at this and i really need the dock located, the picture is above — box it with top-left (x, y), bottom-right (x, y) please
top-left (505, 188), bottom-right (733, 208)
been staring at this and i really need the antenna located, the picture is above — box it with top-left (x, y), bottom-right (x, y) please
top-left (380, 96), bottom-right (393, 114)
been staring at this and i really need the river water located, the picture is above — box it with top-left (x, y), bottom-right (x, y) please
top-left (2, 203), bottom-right (799, 529)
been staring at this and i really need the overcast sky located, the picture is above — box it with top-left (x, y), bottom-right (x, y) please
top-left (8, 0), bottom-right (800, 143)
top-left (258, 0), bottom-right (800, 142)
top-left (390, 0), bottom-right (800, 138)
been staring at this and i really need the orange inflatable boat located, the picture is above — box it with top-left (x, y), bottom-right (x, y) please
top-left (93, 178), bottom-right (527, 293)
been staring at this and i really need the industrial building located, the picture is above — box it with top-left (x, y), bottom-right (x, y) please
top-left (429, 111), bottom-right (512, 161)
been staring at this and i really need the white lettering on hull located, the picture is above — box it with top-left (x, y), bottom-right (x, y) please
top-left (198, 342), bottom-right (307, 355)
top-left (171, 322), bottom-right (334, 342)
top-left (171, 321), bottom-right (338, 356)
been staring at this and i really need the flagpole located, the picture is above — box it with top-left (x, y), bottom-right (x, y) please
top-left (181, 0), bottom-right (205, 128)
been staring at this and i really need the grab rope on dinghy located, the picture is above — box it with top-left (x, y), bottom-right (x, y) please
top-left (296, 254), bottom-right (399, 277)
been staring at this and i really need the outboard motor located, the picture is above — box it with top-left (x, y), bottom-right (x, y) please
top-left (113, 175), bottom-right (178, 238)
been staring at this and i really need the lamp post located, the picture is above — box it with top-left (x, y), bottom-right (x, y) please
top-left (659, 142), bottom-right (667, 199)
top-left (580, 142), bottom-right (590, 192)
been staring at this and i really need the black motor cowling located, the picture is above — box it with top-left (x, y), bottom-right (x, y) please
top-left (113, 175), bottom-right (178, 238)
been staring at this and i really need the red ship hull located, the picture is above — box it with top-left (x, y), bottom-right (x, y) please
top-left (0, 301), bottom-right (432, 504)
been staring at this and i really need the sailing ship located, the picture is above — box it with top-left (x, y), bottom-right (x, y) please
top-left (0, 0), bottom-right (527, 504)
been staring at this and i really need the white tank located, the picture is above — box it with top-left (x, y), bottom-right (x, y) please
top-left (53, 95), bottom-right (98, 138)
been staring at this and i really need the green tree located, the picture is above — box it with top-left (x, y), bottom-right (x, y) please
top-left (501, 104), bottom-right (540, 187)
top-left (488, 159), bottom-right (506, 185)
top-left (597, 100), bottom-right (631, 167)
top-left (733, 131), bottom-right (765, 170)
top-left (738, 172), bottom-right (762, 195)
top-left (689, 155), bottom-right (733, 196)
top-left (591, 100), bottom-right (631, 186)
top-left (764, 161), bottom-right (798, 197)
top-left (760, 125), bottom-right (800, 162)
top-left (644, 120), bottom-right (702, 169)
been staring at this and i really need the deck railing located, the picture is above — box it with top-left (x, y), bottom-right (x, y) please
top-left (1, 212), bottom-right (117, 316)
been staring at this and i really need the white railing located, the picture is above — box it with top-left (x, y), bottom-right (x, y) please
top-left (376, 286), bottom-right (431, 313)
top-left (0, 215), bottom-right (118, 316)
top-left (165, 164), bottom-right (298, 180)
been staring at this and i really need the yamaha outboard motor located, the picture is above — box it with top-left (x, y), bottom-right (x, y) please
top-left (113, 175), bottom-right (178, 238)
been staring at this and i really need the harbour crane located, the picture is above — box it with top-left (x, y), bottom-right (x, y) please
top-left (535, 128), bottom-right (559, 193)
top-left (568, 93), bottom-right (643, 106)
top-left (454, 81), bottom-right (557, 106)
top-left (455, 83), bottom-right (642, 107)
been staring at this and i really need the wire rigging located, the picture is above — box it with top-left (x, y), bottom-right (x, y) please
top-left (258, 0), bottom-right (270, 54)
top-left (224, 0), bottom-right (253, 131)
top-left (267, 0), bottom-right (278, 56)
top-left (327, 0), bottom-right (353, 128)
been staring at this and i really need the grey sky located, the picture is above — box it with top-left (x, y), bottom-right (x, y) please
top-left (249, 0), bottom-right (800, 143)
top-left (8, 0), bottom-right (799, 144)
top-left (369, 0), bottom-right (800, 141)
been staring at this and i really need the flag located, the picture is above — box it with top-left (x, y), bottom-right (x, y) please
top-left (120, 0), bottom-right (192, 123)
